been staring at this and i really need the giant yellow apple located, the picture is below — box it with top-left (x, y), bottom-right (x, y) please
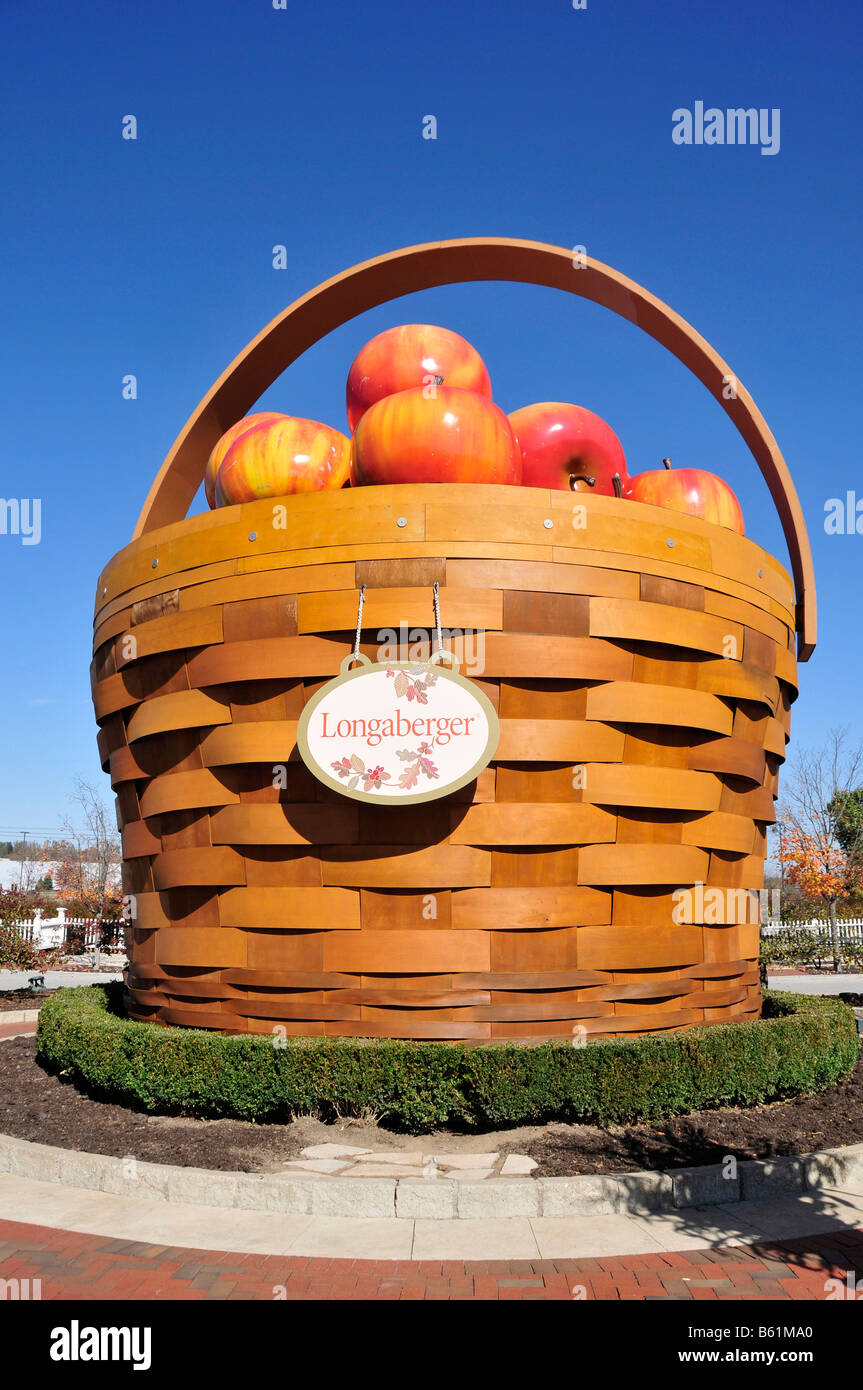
top-left (215, 415), bottom-right (351, 505)
top-left (346, 324), bottom-right (492, 432)
top-left (350, 386), bottom-right (521, 486)
top-left (205, 412), bottom-right (285, 508)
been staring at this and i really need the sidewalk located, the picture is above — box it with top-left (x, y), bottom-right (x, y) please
top-left (1, 1213), bottom-right (856, 1300)
top-left (768, 973), bottom-right (862, 995)
top-left (0, 966), bottom-right (124, 990)
top-left (2, 1165), bottom-right (863, 1263)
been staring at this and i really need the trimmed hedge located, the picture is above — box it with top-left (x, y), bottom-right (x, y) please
top-left (36, 984), bottom-right (859, 1134)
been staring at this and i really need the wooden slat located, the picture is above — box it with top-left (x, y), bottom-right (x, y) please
top-left (152, 847), bottom-right (246, 888)
top-left (581, 765), bottom-right (721, 811)
top-left (200, 721), bottom-right (299, 766)
top-left (589, 597), bottom-right (743, 658)
top-left (451, 886), bottom-right (611, 929)
top-left (211, 803), bottom-right (358, 845)
top-left (496, 719), bottom-right (626, 762)
top-left (218, 886), bottom-right (360, 929)
top-left (446, 557), bottom-right (641, 600)
top-left (585, 683), bottom-right (733, 735)
top-left (577, 844), bottom-right (709, 885)
top-left (139, 770), bottom-right (241, 817)
top-left (126, 689), bottom-right (232, 742)
top-left (448, 803), bottom-right (617, 845)
top-left (297, 586), bottom-right (504, 634)
top-left (320, 845), bottom-right (492, 888)
top-left (322, 930), bottom-right (490, 973)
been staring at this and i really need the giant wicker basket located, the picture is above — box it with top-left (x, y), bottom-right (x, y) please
top-left (92, 238), bottom-right (816, 1041)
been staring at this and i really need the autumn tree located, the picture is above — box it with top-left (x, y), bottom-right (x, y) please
top-left (776, 730), bottom-right (863, 972)
top-left (53, 779), bottom-right (122, 922)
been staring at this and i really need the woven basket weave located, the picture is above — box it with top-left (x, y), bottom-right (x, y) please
top-left (91, 238), bottom-right (815, 1041)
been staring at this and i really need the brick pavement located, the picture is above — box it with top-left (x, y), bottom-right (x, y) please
top-left (1, 1218), bottom-right (861, 1300)
top-left (0, 1020), bottom-right (37, 1040)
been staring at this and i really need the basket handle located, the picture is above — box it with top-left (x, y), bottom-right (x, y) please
top-left (135, 237), bottom-right (815, 660)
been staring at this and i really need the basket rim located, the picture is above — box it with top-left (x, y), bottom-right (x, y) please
top-left (95, 482), bottom-right (794, 626)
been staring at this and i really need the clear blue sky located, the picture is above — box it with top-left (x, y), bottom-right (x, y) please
top-left (1, 0), bottom-right (861, 835)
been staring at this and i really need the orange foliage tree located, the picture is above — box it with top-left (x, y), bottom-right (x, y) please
top-left (776, 731), bottom-right (863, 972)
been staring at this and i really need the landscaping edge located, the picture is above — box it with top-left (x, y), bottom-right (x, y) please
top-left (0, 1128), bottom-right (860, 1221)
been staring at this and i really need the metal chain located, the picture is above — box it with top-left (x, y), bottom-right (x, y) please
top-left (353, 584), bottom-right (366, 661)
top-left (432, 580), bottom-right (443, 657)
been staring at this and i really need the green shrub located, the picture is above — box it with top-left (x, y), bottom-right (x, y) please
top-left (760, 928), bottom-right (825, 968)
top-left (761, 927), bottom-right (863, 972)
top-left (36, 984), bottom-right (859, 1135)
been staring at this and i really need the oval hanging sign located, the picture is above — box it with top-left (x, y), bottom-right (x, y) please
top-left (297, 653), bottom-right (499, 805)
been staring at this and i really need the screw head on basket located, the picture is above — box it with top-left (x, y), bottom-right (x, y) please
top-left (248, 532), bottom-right (257, 542)
top-left (543, 518), bottom-right (554, 529)
top-left (151, 558), bottom-right (158, 568)
top-left (396, 516), bottom-right (407, 527)
top-left (666, 538), bottom-right (675, 548)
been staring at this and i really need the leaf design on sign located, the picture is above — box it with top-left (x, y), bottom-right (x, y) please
top-left (347, 776), bottom-right (359, 790)
top-left (350, 754), bottom-right (365, 773)
top-left (394, 671), bottom-right (408, 698)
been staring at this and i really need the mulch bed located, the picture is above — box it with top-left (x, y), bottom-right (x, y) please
top-left (0, 990), bottom-right (52, 1012)
top-left (1, 1033), bottom-right (862, 1176)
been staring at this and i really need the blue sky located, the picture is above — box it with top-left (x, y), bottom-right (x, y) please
top-left (1, 0), bottom-right (861, 835)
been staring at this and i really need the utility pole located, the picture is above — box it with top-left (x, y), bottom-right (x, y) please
top-left (18, 832), bottom-right (27, 889)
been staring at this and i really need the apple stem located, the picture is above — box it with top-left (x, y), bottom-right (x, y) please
top-left (612, 473), bottom-right (623, 498)
top-left (662, 457), bottom-right (673, 470)
top-left (569, 472), bottom-right (595, 490)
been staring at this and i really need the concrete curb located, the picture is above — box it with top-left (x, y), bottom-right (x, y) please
top-left (0, 1130), bottom-right (861, 1220)
top-left (0, 1010), bottom-right (40, 1026)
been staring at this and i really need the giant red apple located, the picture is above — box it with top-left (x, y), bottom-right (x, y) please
top-left (346, 324), bottom-right (492, 432)
top-left (350, 386), bottom-right (521, 487)
top-left (623, 459), bottom-right (745, 533)
top-left (205, 412), bottom-right (285, 508)
top-left (508, 402), bottom-right (628, 496)
top-left (215, 415), bottom-right (351, 505)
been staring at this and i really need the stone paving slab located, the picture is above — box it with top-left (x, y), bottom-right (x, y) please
top-left (4, 1125), bottom-right (863, 1220)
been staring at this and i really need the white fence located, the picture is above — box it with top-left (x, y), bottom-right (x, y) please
top-left (11, 909), bottom-right (125, 953)
top-left (761, 917), bottom-right (863, 939)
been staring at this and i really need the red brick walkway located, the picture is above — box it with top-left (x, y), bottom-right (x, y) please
top-left (0, 1019), bottom-right (37, 1039)
top-left (1, 1219), bottom-right (861, 1300)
